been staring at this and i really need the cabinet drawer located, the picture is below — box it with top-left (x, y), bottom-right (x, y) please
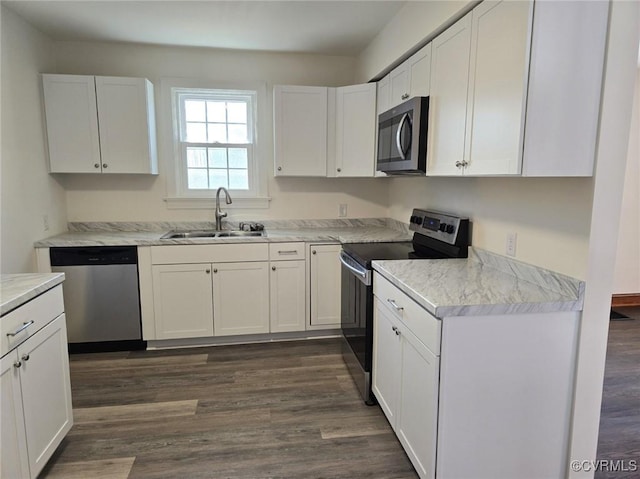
top-left (1, 285), bottom-right (64, 357)
top-left (373, 273), bottom-right (441, 355)
top-left (269, 242), bottom-right (306, 261)
top-left (151, 244), bottom-right (269, 265)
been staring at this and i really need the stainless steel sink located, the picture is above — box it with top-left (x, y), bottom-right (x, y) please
top-left (161, 230), bottom-right (265, 239)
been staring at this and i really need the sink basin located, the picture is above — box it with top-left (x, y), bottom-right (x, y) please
top-left (161, 230), bottom-right (265, 239)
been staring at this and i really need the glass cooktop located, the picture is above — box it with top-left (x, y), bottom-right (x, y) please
top-left (341, 241), bottom-right (447, 268)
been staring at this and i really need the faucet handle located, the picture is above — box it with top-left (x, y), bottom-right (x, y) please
top-left (239, 222), bottom-right (249, 231)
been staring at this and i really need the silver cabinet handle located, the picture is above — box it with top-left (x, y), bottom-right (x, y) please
top-left (21, 354), bottom-right (30, 362)
top-left (401, 93), bottom-right (409, 100)
top-left (387, 299), bottom-right (403, 312)
top-left (102, 163), bottom-right (108, 169)
top-left (392, 325), bottom-right (401, 336)
top-left (312, 250), bottom-right (317, 255)
top-left (14, 361), bottom-right (22, 369)
top-left (205, 269), bottom-right (211, 274)
top-left (94, 163), bottom-right (100, 169)
top-left (7, 320), bottom-right (34, 337)
top-left (272, 266), bottom-right (276, 271)
top-left (277, 250), bottom-right (298, 255)
top-left (213, 268), bottom-right (218, 273)
top-left (277, 166), bottom-right (282, 171)
top-left (455, 161), bottom-right (462, 168)
top-left (337, 168), bottom-right (341, 173)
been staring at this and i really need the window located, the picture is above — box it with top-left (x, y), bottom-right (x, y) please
top-left (173, 88), bottom-right (259, 197)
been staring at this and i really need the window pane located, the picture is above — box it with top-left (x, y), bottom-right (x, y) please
top-left (187, 169), bottom-right (209, 189)
top-left (209, 169), bottom-right (228, 189)
top-left (184, 100), bottom-right (206, 122)
top-left (186, 147), bottom-right (207, 167)
top-left (229, 169), bottom-right (249, 190)
top-left (207, 124), bottom-right (227, 143)
top-left (208, 148), bottom-right (227, 168)
top-left (228, 124), bottom-right (248, 143)
top-left (228, 148), bottom-right (248, 168)
top-left (186, 123), bottom-right (207, 142)
top-left (207, 101), bottom-right (226, 123)
top-left (227, 102), bottom-right (247, 123)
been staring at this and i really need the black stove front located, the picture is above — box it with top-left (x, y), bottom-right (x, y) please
top-left (340, 209), bottom-right (470, 405)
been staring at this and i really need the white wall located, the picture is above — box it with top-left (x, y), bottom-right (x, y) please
top-left (51, 41), bottom-right (390, 223)
top-left (0, 6), bottom-right (67, 273)
top-left (613, 69), bottom-right (640, 294)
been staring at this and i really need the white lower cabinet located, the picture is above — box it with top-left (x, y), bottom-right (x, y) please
top-left (270, 260), bottom-right (307, 333)
top-left (152, 264), bottom-right (214, 339)
top-left (309, 244), bottom-right (342, 329)
top-left (373, 297), bottom-right (438, 479)
top-left (1, 309), bottom-right (73, 479)
top-left (213, 262), bottom-right (270, 336)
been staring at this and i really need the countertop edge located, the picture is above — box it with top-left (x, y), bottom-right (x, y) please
top-left (1, 273), bottom-right (65, 316)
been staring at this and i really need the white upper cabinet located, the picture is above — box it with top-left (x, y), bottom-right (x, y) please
top-left (380, 43), bottom-right (432, 114)
top-left (273, 85), bottom-right (328, 177)
top-left (426, 0), bottom-right (607, 177)
top-left (42, 74), bottom-right (158, 174)
top-left (427, 13), bottom-right (473, 177)
top-left (274, 83), bottom-right (377, 178)
top-left (331, 83), bottom-right (377, 177)
top-left (464, 0), bottom-right (532, 176)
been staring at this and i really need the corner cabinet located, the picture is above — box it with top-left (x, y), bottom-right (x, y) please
top-left (426, 0), bottom-right (608, 177)
top-left (274, 84), bottom-right (377, 178)
top-left (42, 74), bottom-right (158, 174)
top-left (1, 285), bottom-right (73, 479)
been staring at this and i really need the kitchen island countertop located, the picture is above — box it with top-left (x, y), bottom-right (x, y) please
top-left (1, 273), bottom-right (65, 316)
top-left (373, 248), bottom-right (585, 318)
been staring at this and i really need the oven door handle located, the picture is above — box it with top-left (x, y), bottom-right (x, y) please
top-left (339, 251), bottom-right (371, 285)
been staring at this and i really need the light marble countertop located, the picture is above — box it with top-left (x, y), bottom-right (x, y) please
top-left (373, 248), bottom-right (585, 318)
top-left (1, 273), bottom-right (65, 316)
top-left (33, 219), bottom-right (413, 247)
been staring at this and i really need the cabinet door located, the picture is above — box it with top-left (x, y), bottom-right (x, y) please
top-left (1, 352), bottom-right (30, 479)
top-left (95, 76), bottom-right (158, 174)
top-left (19, 315), bottom-right (73, 479)
top-left (427, 13), bottom-right (472, 176)
top-left (274, 85), bottom-right (328, 176)
top-left (377, 75), bottom-right (391, 115)
top-left (408, 44), bottom-right (432, 98)
top-left (372, 298), bottom-right (402, 426)
top-left (309, 244), bottom-right (342, 328)
top-left (390, 65), bottom-right (410, 108)
top-left (464, 0), bottom-right (532, 176)
top-left (42, 74), bottom-right (101, 173)
top-left (270, 260), bottom-right (307, 333)
top-left (334, 83), bottom-right (377, 177)
top-left (152, 264), bottom-right (214, 339)
top-left (396, 328), bottom-right (440, 479)
top-left (213, 262), bottom-right (270, 336)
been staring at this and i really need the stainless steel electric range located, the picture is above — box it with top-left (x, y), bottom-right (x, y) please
top-left (340, 209), bottom-right (470, 405)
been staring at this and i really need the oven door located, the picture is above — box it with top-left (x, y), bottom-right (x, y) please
top-left (339, 250), bottom-right (375, 404)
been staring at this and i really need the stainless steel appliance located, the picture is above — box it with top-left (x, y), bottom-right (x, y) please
top-left (376, 96), bottom-right (429, 175)
top-left (340, 209), bottom-right (470, 404)
top-left (50, 246), bottom-right (145, 353)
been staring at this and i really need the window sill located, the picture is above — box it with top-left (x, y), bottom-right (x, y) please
top-left (164, 196), bottom-right (271, 210)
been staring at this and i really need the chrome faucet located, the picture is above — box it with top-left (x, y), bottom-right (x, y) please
top-left (215, 187), bottom-right (232, 230)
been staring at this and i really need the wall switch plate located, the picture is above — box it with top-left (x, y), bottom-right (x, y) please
top-left (43, 214), bottom-right (50, 232)
top-left (506, 232), bottom-right (517, 257)
top-left (339, 204), bottom-right (348, 217)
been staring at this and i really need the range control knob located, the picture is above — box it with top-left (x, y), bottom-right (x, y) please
top-left (415, 216), bottom-right (423, 225)
top-left (446, 224), bottom-right (455, 234)
top-left (410, 215), bottom-right (417, 224)
top-left (439, 223), bottom-right (447, 232)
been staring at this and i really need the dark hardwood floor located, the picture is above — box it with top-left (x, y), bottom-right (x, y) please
top-left (596, 307), bottom-right (640, 479)
top-left (41, 338), bottom-right (418, 479)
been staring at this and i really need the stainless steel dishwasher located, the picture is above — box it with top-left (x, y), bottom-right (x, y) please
top-left (50, 246), bottom-right (145, 352)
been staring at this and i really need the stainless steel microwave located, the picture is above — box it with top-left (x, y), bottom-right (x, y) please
top-left (376, 96), bottom-right (429, 175)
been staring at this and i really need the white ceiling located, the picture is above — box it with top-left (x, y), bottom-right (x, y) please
top-left (4, 0), bottom-right (407, 56)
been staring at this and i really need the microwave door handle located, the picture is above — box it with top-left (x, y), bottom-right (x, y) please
top-left (395, 113), bottom-right (411, 160)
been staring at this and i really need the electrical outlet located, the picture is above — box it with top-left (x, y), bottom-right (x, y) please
top-left (506, 232), bottom-right (517, 257)
top-left (43, 214), bottom-right (50, 232)
top-left (339, 204), bottom-right (348, 217)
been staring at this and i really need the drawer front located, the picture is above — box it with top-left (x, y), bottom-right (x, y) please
top-left (373, 272), bottom-right (441, 355)
top-left (1, 285), bottom-right (65, 357)
top-left (269, 242), bottom-right (306, 261)
top-left (151, 243), bottom-right (269, 265)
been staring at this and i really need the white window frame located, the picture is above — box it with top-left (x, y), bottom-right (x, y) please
top-left (161, 78), bottom-right (270, 209)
